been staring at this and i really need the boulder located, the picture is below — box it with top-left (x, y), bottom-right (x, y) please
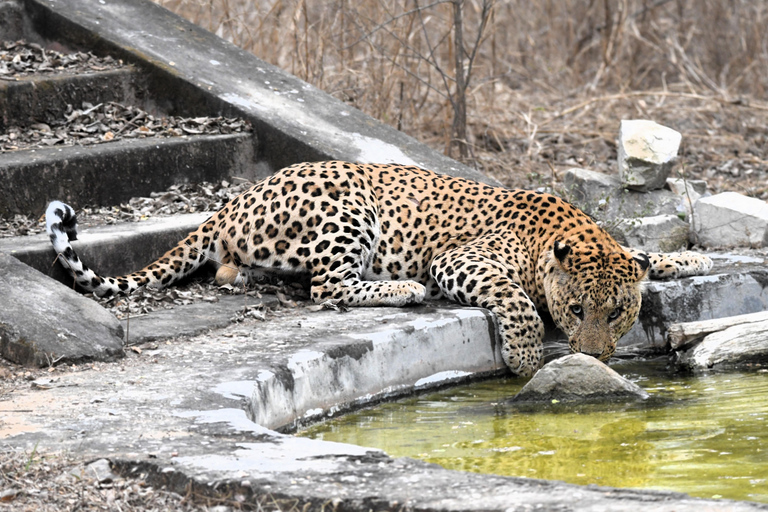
top-left (560, 167), bottom-right (679, 220)
top-left (510, 354), bottom-right (649, 403)
top-left (675, 319), bottom-right (768, 371)
top-left (0, 252), bottom-right (124, 366)
top-left (618, 120), bottom-right (681, 192)
top-left (612, 214), bottom-right (690, 252)
top-left (692, 192), bottom-right (768, 248)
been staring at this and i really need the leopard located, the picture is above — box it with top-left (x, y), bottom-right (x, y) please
top-left (46, 161), bottom-right (713, 377)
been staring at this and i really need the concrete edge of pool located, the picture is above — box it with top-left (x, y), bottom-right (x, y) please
top-left (3, 301), bottom-right (766, 512)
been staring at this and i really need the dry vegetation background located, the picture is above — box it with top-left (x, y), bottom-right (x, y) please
top-left (161, 0), bottom-right (765, 197)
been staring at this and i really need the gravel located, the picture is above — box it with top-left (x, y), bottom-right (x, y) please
top-left (0, 448), bottom-right (206, 511)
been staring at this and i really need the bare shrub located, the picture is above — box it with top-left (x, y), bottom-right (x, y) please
top-left (153, 0), bottom-right (768, 195)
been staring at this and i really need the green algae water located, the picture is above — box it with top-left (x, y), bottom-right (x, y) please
top-left (300, 361), bottom-right (768, 503)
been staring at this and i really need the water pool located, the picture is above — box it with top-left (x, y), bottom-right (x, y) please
top-left (300, 360), bottom-right (768, 503)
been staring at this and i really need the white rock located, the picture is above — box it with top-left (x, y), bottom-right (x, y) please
top-left (692, 192), bottom-right (768, 248)
top-left (618, 120), bottom-right (682, 191)
top-left (676, 319), bottom-right (768, 371)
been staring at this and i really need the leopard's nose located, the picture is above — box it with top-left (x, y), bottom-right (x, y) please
top-left (578, 348), bottom-right (603, 359)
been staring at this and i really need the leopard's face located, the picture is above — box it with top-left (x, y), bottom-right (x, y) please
top-left (543, 239), bottom-right (649, 361)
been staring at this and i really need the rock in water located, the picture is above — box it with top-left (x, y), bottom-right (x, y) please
top-left (510, 353), bottom-right (649, 403)
top-left (0, 252), bottom-right (124, 366)
top-left (618, 120), bottom-right (681, 192)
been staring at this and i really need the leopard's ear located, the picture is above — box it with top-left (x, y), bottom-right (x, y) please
top-left (553, 240), bottom-right (571, 263)
top-left (633, 252), bottom-right (650, 280)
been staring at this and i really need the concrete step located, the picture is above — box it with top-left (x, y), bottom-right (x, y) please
top-left (0, 67), bottom-right (147, 130)
top-left (0, 212), bottom-right (210, 285)
top-left (0, 133), bottom-right (259, 217)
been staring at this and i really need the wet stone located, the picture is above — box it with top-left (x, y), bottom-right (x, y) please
top-left (0, 252), bottom-right (124, 366)
top-left (510, 354), bottom-right (649, 403)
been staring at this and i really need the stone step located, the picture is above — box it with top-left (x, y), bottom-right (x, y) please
top-left (0, 133), bottom-right (260, 217)
top-left (0, 67), bottom-right (147, 131)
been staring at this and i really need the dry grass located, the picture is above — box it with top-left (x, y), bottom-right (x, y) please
top-left (151, 0), bottom-right (768, 198)
top-left (0, 448), bottom-right (199, 511)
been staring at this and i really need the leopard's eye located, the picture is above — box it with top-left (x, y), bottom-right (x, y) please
top-left (570, 304), bottom-right (583, 319)
top-left (608, 308), bottom-right (622, 322)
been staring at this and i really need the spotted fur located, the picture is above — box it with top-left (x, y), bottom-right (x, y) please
top-left (46, 161), bottom-right (712, 376)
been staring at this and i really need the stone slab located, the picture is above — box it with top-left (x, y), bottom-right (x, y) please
top-left (22, 0), bottom-right (498, 187)
top-left (613, 214), bottom-right (690, 252)
top-left (0, 133), bottom-right (257, 217)
top-left (675, 319), bottom-right (768, 371)
top-left (2, 302), bottom-right (763, 511)
top-left (620, 252), bottom-right (768, 351)
top-left (561, 167), bottom-right (681, 221)
top-left (0, 252), bottom-right (124, 366)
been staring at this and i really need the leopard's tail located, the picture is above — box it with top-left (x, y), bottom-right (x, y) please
top-left (46, 201), bottom-right (215, 297)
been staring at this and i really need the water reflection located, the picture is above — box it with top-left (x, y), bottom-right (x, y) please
top-left (300, 361), bottom-right (768, 503)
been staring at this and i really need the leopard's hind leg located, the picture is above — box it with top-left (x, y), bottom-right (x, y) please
top-left (307, 212), bottom-right (426, 307)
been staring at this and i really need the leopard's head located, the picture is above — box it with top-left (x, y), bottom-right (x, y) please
top-left (543, 235), bottom-right (649, 362)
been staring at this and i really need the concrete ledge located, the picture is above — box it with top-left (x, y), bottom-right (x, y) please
top-left (0, 133), bottom-right (258, 216)
top-left (250, 307), bottom-right (503, 431)
top-left (3, 303), bottom-right (763, 511)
